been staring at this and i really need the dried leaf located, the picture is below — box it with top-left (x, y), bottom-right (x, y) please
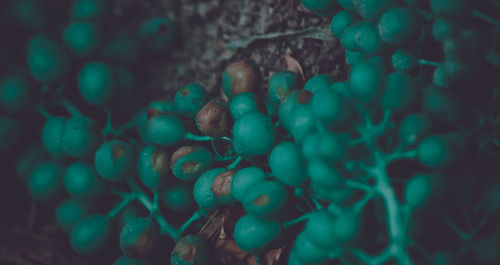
top-left (283, 54), bottom-right (305, 81)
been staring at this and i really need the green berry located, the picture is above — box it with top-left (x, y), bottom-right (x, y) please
top-left (222, 59), bottom-right (261, 99)
top-left (114, 256), bottom-right (149, 265)
top-left (278, 90), bottom-right (313, 132)
top-left (170, 145), bottom-right (214, 181)
top-left (41, 117), bottom-right (69, 160)
top-left (430, 0), bottom-right (468, 17)
top-left (290, 105), bottom-right (317, 143)
top-left (64, 161), bottom-right (106, 200)
top-left (26, 35), bottom-right (70, 84)
top-left (120, 218), bottom-right (159, 257)
top-left (268, 70), bottom-right (301, 107)
top-left (311, 85), bottom-right (350, 127)
top-left (63, 21), bottom-right (100, 57)
top-left (15, 143), bottom-right (48, 181)
top-left (417, 135), bottom-right (452, 168)
top-left (231, 167), bottom-right (267, 202)
top-left (303, 74), bottom-right (333, 94)
top-left (330, 9), bottom-right (358, 38)
top-left (211, 170), bottom-right (237, 205)
top-left (432, 18), bottom-right (459, 42)
top-left (70, 214), bottom-right (112, 256)
top-left (175, 82), bottom-right (209, 118)
top-left (147, 115), bottom-right (185, 147)
top-left (391, 48), bottom-right (419, 72)
top-left (345, 50), bottom-right (366, 66)
top-left (302, 0), bottom-right (339, 17)
top-left (78, 61), bottom-right (115, 106)
top-left (243, 181), bottom-right (289, 219)
top-left (27, 161), bottom-right (64, 201)
top-left (269, 141), bottom-right (307, 187)
top-left (399, 113), bottom-right (432, 146)
top-left (70, 0), bottom-right (109, 21)
top-left (307, 158), bottom-right (343, 187)
top-left (230, 91), bottom-right (261, 120)
top-left (356, 21), bottom-right (385, 53)
top-left (340, 22), bottom-right (362, 51)
top-left (304, 211), bottom-right (338, 249)
top-left (196, 100), bottom-right (230, 137)
top-left (139, 16), bottom-right (176, 55)
top-left (0, 116), bottom-right (20, 153)
top-left (170, 235), bottom-right (210, 265)
top-left (354, 0), bottom-right (397, 20)
top-left (349, 57), bottom-right (386, 102)
top-left (293, 232), bottom-right (328, 264)
top-left (56, 199), bottom-right (89, 231)
top-left (405, 174), bottom-right (433, 208)
top-left (193, 168), bottom-right (225, 210)
top-left (381, 72), bottom-right (418, 112)
top-left (233, 214), bottom-right (282, 254)
top-left (95, 140), bottom-right (135, 182)
top-left (378, 7), bottom-right (421, 45)
top-left (233, 112), bottom-right (276, 158)
top-left (61, 115), bottom-right (101, 159)
top-left (337, 0), bottom-right (356, 11)
top-left (138, 145), bottom-right (170, 189)
top-left (160, 182), bottom-right (195, 212)
top-left (0, 74), bottom-right (33, 114)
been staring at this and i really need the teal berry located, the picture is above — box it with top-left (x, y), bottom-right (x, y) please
top-left (233, 112), bottom-right (276, 158)
top-left (302, 132), bottom-right (321, 160)
top-left (345, 50), bottom-right (366, 66)
top-left (15, 143), bottom-right (48, 181)
top-left (328, 211), bottom-right (358, 242)
top-left (26, 35), bottom-right (70, 84)
top-left (391, 48), bottom-right (419, 72)
top-left (170, 235), bottom-right (210, 265)
top-left (417, 136), bottom-right (452, 168)
top-left (101, 29), bottom-right (140, 64)
top-left (302, 0), bottom-right (339, 17)
top-left (399, 113), bottom-right (432, 146)
top-left (41, 117), bottom-right (69, 161)
top-left (336, 0), bottom-right (356, 11)
top-left (118, 205), bottom-right (147, 229)
top-left (430, 0), bottom-right (468, 17)
top-left (78, 61), bottom-right (115, 106)
top-left (63, 21), bottom-right (101, 57)
top-left (278, 90), bottom-right (313, 132)
top-left (233, 214), bottom-right (282, 254)
top-left (63, 161), bottom-right (106, 200)
top-left (304, 211), bottom-right (338, 249)
top-left (27, 161), bottom-right (64, 201)
top-left (303, 74), bottom-right (333, 94)
top-left (422, 87), bottom-right (459, 121)
top-left (211, 170), bottom-right (237, 205)
top-left (134, 100), bottom-right (178, 142)
top-left (378, 7), bottom-right (421, 45)
top-left (307, 158), bottom-right (343, 187)
top-left (290, 105), bottom-right (317, 143)
top-left (94, 140), bottom-right (135, 182)
top-left (0, 74), bottom-right (33, 114)
top-left (356, 21), bottom-right (386, 54)
top-left (311, 85), bottom-right (350, 128)
top-left (160, 182), bottom-right (195, 212)
top-left (147, 115), bottom-right (185, 147)
top-left (70, 0), bottom-right (109, 21)
top-left (193, 168), bottom-right (226, 210)
top-left (138, 145), bottom-right (170, 189)
top-left (229, 91), bottom-right (261, 120)
top-left (70, 214), bottom-right (112, 256)
top-left (56, 199), bottom-right (89, 231)
top-left (114, 256), bottom-right (150, 265)
top-left (349, 57), bottom-right (386, 102)
top-left (175, 82), bottom-right (209, 118)
top-left (268, 70), bottom-right (301, 107)
top-left (195, 100), bottom-right (231, 137)
top-left (330, 9), bottom-right (358, 38)
top-left (287, 252), bottom-right (304, 265)
top-left (269, 141), bottom-right (307, 187)
top-left (170, 145), bottom-right (214, 181)
top-left (381, 72), bottom-right (418, 112)
top-left (432, 18), bottom-right (459, 42)
top-left (120, 218), bottom-right (159, 257)
top-left (243, 181), bottom-right (289, 219)
top-left (340, 22), bottom-right (362, 52)
top-left (139, 16), bottom-right (176, 55)
top-left (353, 0), bottom-right (397, 20)
top-left (231, 167), bottom-right (267, 202)
top-left (12, 0), bottom-right (47, 31)
top-left (405, 174), bottom-right (433, 208)
top-left (222, 59), bottom-right (261, 100)
top-left (293, 232), bottom-right (328, 265)
top-left (0, 117), bottom-right (20, 153)
top-left (60, 115), bottom-right (101, 159)
top-left (317, 132), bottom-right (346, 162)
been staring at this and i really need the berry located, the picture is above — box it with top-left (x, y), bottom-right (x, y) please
top-left (26, 35), bottom-right (70, 84)
top-left (430, 0), bottom-right (468, 17)
top-left (60, 115), bottom-right (102, 159)
top-left (175, 82), bottom-right (209, 118)
top-left (41, 117), bottom-right (69, 160)
top-left (353, 0), bottom-right (397, 20)
top-left (340, 22), bottom-right (363, 51)
top-left (15, 143), bottom-right (48, 181)
top-left (356, 21), bottom-right (386, 54)
top-left (195, 100), bottom-right (230, 137)
top-left (229, 91), bottom-right (262, 120)
top-left (193, 168), bottom-right (226, 210)
top-left (139, 16), bottom-right (176, 55)
top-left (311, 85), bottom-right (350, 128)
top-left (303, 74), bottom-right (333, 93)
top-left (432, 18), bottom-right (459, 42)
top-left (160, 182), bottom-right (195, 212)
top-left (417, 136), bottom-right (453, 168)
top-left (64, 161), bottom-right (106, 200)
top-left (70, 214), bottom-right (112, 256)
top-left (307, 158), bottom-right (343, 187)
top-left (269, 141), bottom-right (307, 187)
top-left (293, 232), bottom-right (328, 264)
top-left (56, 199), bottom-right (89, 231)
top-left (391, 48), bottom-right (420, 72)
top-left (330, 9), bottom-right (358, 38)
top-left (170, 235), bottom-right (210, 265)
top-left (345, 50), bottom-right (366, 66)
top-left (0, 74), bottom-right (33, 114)
top-left (95, 140), bottom-right (135, 182)
top-left (170, 145), bottom-right (214, 181)
top-left (304, 211), bottom-right (337, 249)
top-left (233, 214), bottom-right (282, 254)
top-left (231, 167), bottom-right (267, 202)
top-left (138, 145), bottom-right (170, 189)
top-left (278, 90), bottom-right (313, 132)
top-left (378, 7), bottom-right (421, 45)
top-left (70, 0), bottom-right (109, 21)
top-left (78, 61), bottom-right (115, 106)
top-left (381, 72), bottom-right (418, 112)
top-left (63, 21), bottom-right (100, 57)
top-left (405, 174), bottom-right (433, 208)
top-left (290, 105), bottom-right (317, 143)
top-left (211, 170), bottom-right (237, 205)
top-left (27, 161), bottom-right (64, 201)
top-left (337, 0), bottom-right (356, 11)
top-left (399, 113), bottom-right (432, 146)
top-left (302, 0), bottom-right (339, 17)
top-left (114, 256), bottom-right (149, 265)
top-left (243, 181), bottom-right (289, 219)
top-left (268, 70), bottom-right (301, 107)
top-left (147, 115), bottom-right (185, 147)
top-left (222, 59), bottom-right (261, 99)
top-left (120, 218), bottom-right (159, 257)
top-left (349, 57), bottom-right (386, 102)
top-left (233, 112), bottom-right (276, 158)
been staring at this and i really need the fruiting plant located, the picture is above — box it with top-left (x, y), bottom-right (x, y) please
top-left (2, 0), bottom-right (500, 265)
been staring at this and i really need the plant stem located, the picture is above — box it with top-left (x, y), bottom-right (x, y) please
top-left (184, 132), bottom-right (212, 141)
top-left (107, 195), bottom-right (136, 219)
top-left (60, 99), bottom-right (83, 117)
top-left (284, 213), bottom-right (311, 229)
top-left (419, 59), bottom-right (441, 67)
top-left (177, 211), bottom-right (202, 236)
top-left (38, 106), bottom-right (54, 119)
top-left (226, 156), bottom-right (243, 170)
top-left (473, 10), bottom-right (500, 28)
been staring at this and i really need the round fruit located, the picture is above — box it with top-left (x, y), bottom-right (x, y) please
top-left (195, 100), bottom-right (230, 137)
top-left (378, 7), bottom-right (420, 45)
top-left (405, 174), bottom-right (433, 208)
top-left (231, 167), bottom-right (267, 202)
top-left (293, 232), bottom-right (328, 264)
top-left (120, 218), bottom-right (159, 257)
top-left (330, 9), bottom-right (358, 38)
top-left (70, 0), bottom-right (109, 21)
top-left (417, 136), bottom-right (452, 168)
top-left (233, 112), bottom-right (276, 158)
top-left (63, 161), bottom-right (106, 200)
top-left (63, 21), bottom-right (100, 57)
top-left (78, 61), bottom-right (115, 106)
top-left (0, 75), bottom-right (33, 114)
top-left (307, 158), bottom-right (343, 187)
top-left (211, 170), bottom-right (237, 205)
top-left (170, 145), bottom-right (214, 181)
top-left (222, 59), bottom-right (261, 99)
top-left (303, 74), bottom-right (333, 94)
top-left (95, 140), bottom-right (135, 182)
top-left (138, 145), bottom-right (170, 189)
top-left (243, 181), bottom-right (289, 219)
top-left (381, 72), bottom-right (418, 112)
top-left (175, 82), bottom-right (209, 118)
top-left (290, 105), bottom-right (317, 143)
top-left (193, 168), bottom-right (226, 210)
top-left (60, 115), bottom-right (102, 159)
top-left (70, 214), bottom-right (112, 256)
top-left (304, 211), bottom-right (337, 249)
top-left (170, 235), bottom-right (210, 265)
top-left (269, 141), bottom-right (307, 187)
top-left (15, 143), bottom-right (48, 181)
top-left (27, 161), bottom-right (64, 201)
top-left (278, 90), bottom-right (313, 132)
top-left (230, 92), bottom-right (261, 120)
top-left (349, 57), bottom-right (386, 102)
top-left (147, 115), bottom-right (185, 147)
top-left (233, 214), bottom-right (282, 254)
top-left (41, 117), bottom-right (69, 160)
top-left (26, 35), bottom-right (70, 84)
top-left (399, 113), bottom-right (432, 146)
top-left (56, 199), bottom-right (89, 231)
top-left (268, 70), bottom-right (301, 107)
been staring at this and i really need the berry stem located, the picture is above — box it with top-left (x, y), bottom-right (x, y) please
top-left (38, 106), bottom-right (54, 119)
top-left (284, 213), bottom-right (311, 229)
top-left (107, 195), bottom-right (136, 219)
top-left (418, 59), bottom-right (440, 67)
top-left (472, 10), bottom-right (500, 28)
top-left (60, 99), bottom-right (83, 117)
top-left (184, 131), bottom-right (213, 141)
top-left (177, 211), bottom-right (202, 236)
top-left (226, 156), bottom-right (243, 170)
